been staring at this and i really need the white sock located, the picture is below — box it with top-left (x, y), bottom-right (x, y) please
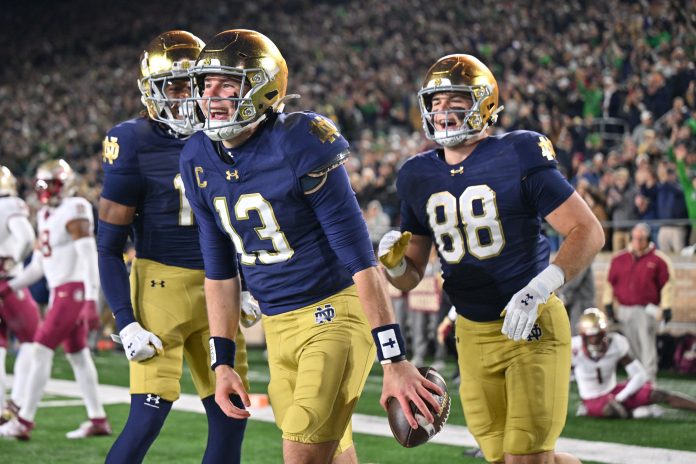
top-left (66, 348), bottom-right (106, 419)
top-left (0, 347), bottom-right (6, 408)
top-left (19, 344), bottom-right (54, 422)
top-left (10, 343), bottom-right (34, 407)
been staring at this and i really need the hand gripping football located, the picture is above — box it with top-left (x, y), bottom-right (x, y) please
top-left (387, 366), bottom-right (451, 448)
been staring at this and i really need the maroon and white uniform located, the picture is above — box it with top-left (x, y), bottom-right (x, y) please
top-left (0, 196), bottom-right (41, 346)
top-left (25, 196), bottom-right (97, 351)
top-left (572, 333), bottom-right (654, 417)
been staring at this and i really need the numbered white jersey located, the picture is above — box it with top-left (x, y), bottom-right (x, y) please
top-left (0, 196), bottom-right (32, 278)
top-left (571, 333), bottom-right (630, 400)
top-left (36, 197), bottom-right (94, 288)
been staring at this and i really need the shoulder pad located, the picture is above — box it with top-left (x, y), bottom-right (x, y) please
top-left (506, 130), bottom-right (560, 176)
top-left (102, 118), bottom-right (145, 174)
top-left (278, 112), bottom-right (350, 178)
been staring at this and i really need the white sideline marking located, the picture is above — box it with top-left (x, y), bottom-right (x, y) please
top-left (31, 378), bottom-right (696, 464)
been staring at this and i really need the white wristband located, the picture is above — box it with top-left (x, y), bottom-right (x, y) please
top-left (384, 258), bottom-right (407, 278)
top-left (528, 264), bottom-right (565, 301)
top-left (447, 305), bottom-right (457, 322)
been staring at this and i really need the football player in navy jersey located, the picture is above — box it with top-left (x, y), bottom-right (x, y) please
top-left (97, 31), bottom-right (254, 464)
top-left (179, 29), bottom-right (442, 464)
top-left (378, 55), bottom-right (605, 463)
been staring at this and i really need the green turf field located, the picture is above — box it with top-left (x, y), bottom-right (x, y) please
top-left (1, 347), bottom-right (695, 463)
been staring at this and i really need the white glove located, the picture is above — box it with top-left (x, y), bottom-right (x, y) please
top-left (240, 291), bottom-right (262, 328)
top-left (501, 264), bottom-right (565, 341)
top-left (112, 322), bottom-right (163, 361)
top-left (377, 231), bottom-right (412, 277)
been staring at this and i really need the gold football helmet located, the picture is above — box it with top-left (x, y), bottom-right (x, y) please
top-left (0, 165), bottom-right (17, 196)
top-left (138, 30), bottom-right (205, 136)
top-left (577, 308), bottom-right (609, 359)
top-left (418, 54), bottom-right (502, 147)
top-left (35, 159), bottom-right (76, 205)
top-left (190, 29), bottom-right (289, 142)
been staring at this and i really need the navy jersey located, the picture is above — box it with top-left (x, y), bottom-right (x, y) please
top-left (101, 117), bottom-right (203, 269)
top-left (398, 130), bottom-right (574, 322)
top-left (180, 112), bottom-right (374, 316)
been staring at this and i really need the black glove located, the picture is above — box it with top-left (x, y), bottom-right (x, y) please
top-left (662, 308), bottom-right (672, 324)
top-left (605, 304), bottom-right (618, 323)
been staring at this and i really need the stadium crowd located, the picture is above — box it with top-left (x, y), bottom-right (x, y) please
top-left (1, 0), bottom-right (695, 252)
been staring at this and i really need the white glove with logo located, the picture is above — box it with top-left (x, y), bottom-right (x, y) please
top-left (501, 264), bottom-right (565, 341)
top-left (112, 322), bottom-right (164, 361)
top-left (240, 291), bottom-right (262, 328)
top-left (377, 231), bottom-right (412, 277)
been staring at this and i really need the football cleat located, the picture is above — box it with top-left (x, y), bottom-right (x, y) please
top-left (66, 418), bottom-right (112, 439)
top-left (0, 417), bottom-right (33, 441)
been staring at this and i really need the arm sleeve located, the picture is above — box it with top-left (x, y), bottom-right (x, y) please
top-left (73, 236), bottom-right (99, 302)
top-left (6, 215), bottom-right (36, 263)
top-left (306, 167), bottom-right (376, 275)
top-left (9, 250), bottom-right (44, 291)
top-left (615, 359), bottom-right (648, 403)
top-left (179, 154), bottom-right (238, 280)
top-left (96, 220), bottom-right (135, 331)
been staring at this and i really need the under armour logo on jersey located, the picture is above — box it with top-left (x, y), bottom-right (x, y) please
top-left (145, 394), bottom-right (161, 409)
top-left (450, 166), bottom-right (464, 176)
top-left (150, 280), bottom-right (165, 288)
top-left (314, 304), bottom-right (336, 324)
top-left (520, 293), bottom-right (534, 306)
top-left (226, 169), bottom-right (239, 181)
top-left (526, 324), bottom-right (542, 342)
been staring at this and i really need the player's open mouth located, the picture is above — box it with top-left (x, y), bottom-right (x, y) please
top-left (435, 119), bottom-right (459, 130)
top-left (208, 109), bottom-right (230, 120)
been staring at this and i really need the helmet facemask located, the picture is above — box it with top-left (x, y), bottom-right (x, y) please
top-left (418, 54), bottom-right (503, 148)
top-left (186, 29), bottom-right (290, 144)
top-left (419, 85), bottom-right (499, 147)
top-left (190, 66), bottom-right (272, 142)
top-left (138, 31), bottom-right (205, 137)
top-left (139, 68), bottom-right (199, 137)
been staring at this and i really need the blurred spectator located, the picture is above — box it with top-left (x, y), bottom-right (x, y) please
top-left (655, 161), bottom-right (688, 252)
top-left (605, 168), bottom-right (640, 251)
top-left (364, 200), bottom-right (391, 250)
top-left (674, 141), bottom-right (696, 245)
top-left (0, 0), bottom-right (692, 242)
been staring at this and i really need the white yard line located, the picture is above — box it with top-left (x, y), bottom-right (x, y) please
top-left (35, 378), bottom-right (696, 464)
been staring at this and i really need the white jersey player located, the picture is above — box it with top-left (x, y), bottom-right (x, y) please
top-left (572, 308), bottom-right (696, 418)
top-left (0, 166), bottom-right (41, 425)
top-left (0, 159), bottom-right (111, 440)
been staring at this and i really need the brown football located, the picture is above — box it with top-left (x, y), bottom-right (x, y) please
top-left (387, 366), bottom-right (451, 448)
